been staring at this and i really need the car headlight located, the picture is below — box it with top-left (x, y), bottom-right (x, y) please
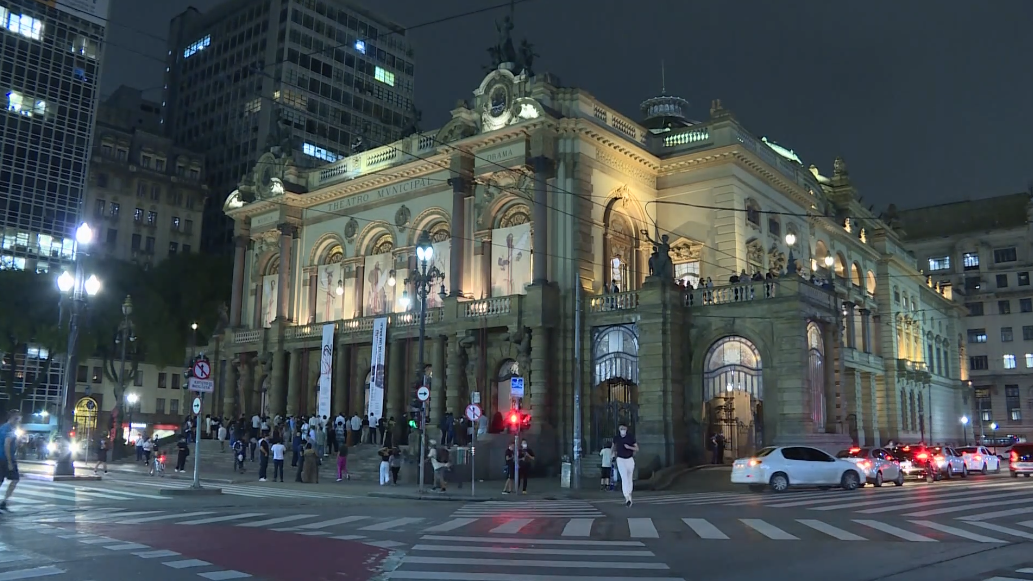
top-left (46, 442), bottom-right (57, 453)
top-left (14, 428), bottom-right (23, 438)
top-left (69, 441), bottom-right (81, 453)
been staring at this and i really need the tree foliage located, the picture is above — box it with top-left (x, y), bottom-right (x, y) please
top-left (0, 252), bottom-right (232, 415)
top-left (0, 268), bottom-right (66, 410)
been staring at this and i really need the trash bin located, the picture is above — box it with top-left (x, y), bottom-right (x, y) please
top-left (560, 461), bottom-right (572, 488)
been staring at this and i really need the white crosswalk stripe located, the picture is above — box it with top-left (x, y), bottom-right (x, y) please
top-left (386, 534), bottom-right (684, 581)
top-left (452, 500), bottom-right (604, 518)
top-left (597, 479), bottom-right (1033, 521)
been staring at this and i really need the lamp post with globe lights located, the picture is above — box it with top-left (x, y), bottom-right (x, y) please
top-left (55, 222), bottom-right (101, 476)
top-left (114, 296), bottom-right (135, 447)
top-left (784, 233), bottom-right (798, 275)
top-left (398, 231), bottom-right (444, 493)
top-left (124, 392), bottom-right (139, 444)
top-left (960, 416), bottom-right (969, 446)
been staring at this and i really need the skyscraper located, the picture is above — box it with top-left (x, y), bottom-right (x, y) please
top-left (0, 0), bottom-right (109, 272)
top-left (162, 0), bottom-right (417, 253)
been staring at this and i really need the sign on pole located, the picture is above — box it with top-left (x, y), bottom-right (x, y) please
top-left (189, 358), bottom-right (214, 393)
top-left (416, 386), bottom-right (430, 402)
top-left (465, 404), bottom-right (482, 422)
top-left (367, 318), bottom-right (388, 422)
top-left (192, 397), bottom-right (202, 415)
top-left (510, 376), bottom-right (525, 398)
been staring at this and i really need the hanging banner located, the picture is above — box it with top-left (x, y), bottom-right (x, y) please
top-left (317, 323), bottom-right (335, 419)
top-left (368, 317), bottom-right (388, 422)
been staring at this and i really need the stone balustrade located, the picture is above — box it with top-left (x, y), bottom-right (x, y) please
top-left (233, 329), bottom-right (262, 344)
top-left (588, 291), bottom-right (639, 313)
top-left (683, 280), bottom-right (779, 307)
top-left (464, 297), bottom-right (511, 318)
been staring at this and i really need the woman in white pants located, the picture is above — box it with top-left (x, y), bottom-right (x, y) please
top-left (378, 446), bottom-right (391, 485)
top-left (611, 422), bottom-right (639, 507)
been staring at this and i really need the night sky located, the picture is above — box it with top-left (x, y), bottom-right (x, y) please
top-left (100, 0), bottom-right (1033, 210)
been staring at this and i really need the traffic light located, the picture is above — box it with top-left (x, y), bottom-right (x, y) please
top-left (507, 411), bottom-right (531, 433)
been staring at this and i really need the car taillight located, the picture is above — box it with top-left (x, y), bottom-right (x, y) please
top-left (935, 455), bottom-right (945, 463)
top-left (748, 459), bottom-right (762, 467)
top-left (1012, 451), bottom-right (1019, 462)
top-left (973, 455), bottom-right (981, 462)
top-left (858, 460), bottom-right (871, 469)
top-left (917, 453), bottom-right (929, 460)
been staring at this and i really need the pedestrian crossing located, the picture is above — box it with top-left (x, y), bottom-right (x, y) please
top-left (0, 478), bottom-right (359, 508)
top-left (451, 500), bottom-right (605, 518)
top-left (22, 507), bottom-right (1033, 543)
top-left (974, 565), bottom-right (1033, 581)
top-left (384, 534), bottom-right (684, 581)
top-left (596, 479), bottom-right (1033, 521)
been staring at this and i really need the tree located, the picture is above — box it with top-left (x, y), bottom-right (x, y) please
top-left (0, 268), bottom-right (66, 413)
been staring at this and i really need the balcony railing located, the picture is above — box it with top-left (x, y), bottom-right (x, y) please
top-left (684, 281), bottom-right (779, 307)
top-left (588, 291), bottom-right (639, 313)
top-left (233, 329), bottom-right (261, 344)
top-left (464, 297), bottom-right (511, 318)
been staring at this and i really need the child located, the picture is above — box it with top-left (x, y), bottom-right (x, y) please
top-left (336, 444), bottom-right (349, 482)
top-left (599, 439), bottom-right (613, 490)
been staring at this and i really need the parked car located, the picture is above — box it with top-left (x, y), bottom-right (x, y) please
top-left (1010, 444), bottom-right (1033, 477)
top-left (732, 446), bottom-right (864, 492)
top-left (835, 447), bottom-right (904, 487)
top-left (957, 446), bottom-right (1001, 474)
top-left (930, 446), bottom-right (968, 479)
top-left (890, 446), bottom-right (942, 482)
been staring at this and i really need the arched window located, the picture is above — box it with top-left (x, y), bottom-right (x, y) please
top-left (745, 199), bottom-right (761, 227)
top-left (909, 391), bottom-right (917, 432)
top-left (807, 322), bottom-right (826, 433)
top-left (900, 390), bottom-right (909, 431)
top-left (603, 206), bottom-right (635, 291)
top-left (851, 263), bottom-right (862, 287)
top-left (703, 336), bottom-right (762, 402)
top-left (834, 253), bottom-right (847, 278)
top-left (866, 271), bottom-right (877, 295)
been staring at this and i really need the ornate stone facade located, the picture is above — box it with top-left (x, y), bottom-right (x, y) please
top-left (207, 63), bottom-right (968, 473)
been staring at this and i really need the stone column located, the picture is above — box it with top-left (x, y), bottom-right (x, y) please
top-left (286, 349), bottom-right (302, 416)
top-left (446, 333), bottom-right (463, 419)
top-left (850, 369), bottom-right (866, 445)
top-left (237, 355), bottom-right (253, 416)
top-left (276, 223), bottom-right (295, 321)
top-left (230, 235), bottom-right (248, 327)
top-left (268, 351), bottom-right (286, 416)
top-left (822, 322), bottom-right (839, 433)
top-left (480, 237), bottom-right (492, 298)
top-left (388, 340), bottom-right (406, 423)
top-left (527, 326), bottom-right (548, 433)
top-left (860, 309), bottom-right (872, 354)
top-left (252, 283), bottom-right (263, 328)
top-left (447, 153), bottom-right (473, 297)
top-left (353, 263), bottom-right (365, 319)
top-left (307, 270), bottom-right (318, 324)
top-left (333, 342), bottom-right (349, 416)
top-left (431, 335), bottom-right (446, 424)
top-left (868, 373), bottom-right (881, 446)
top-left (843, 302), bottom-right (856, 349)
top-left (530, 155), bottom-right (554, 285)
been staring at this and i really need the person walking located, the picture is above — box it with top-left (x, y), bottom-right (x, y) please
top-left (518, 439), bottom-right (535, 494)
top-left (378, 446), bottom-right (391, 485)
top-left (0, 411), bottom-right (22, 511)
top-left (93, 437), bottom-right (108, 474)
top-left (612, 422), bottom-right (639, 507)
top-left (175, 435), bottom-right (190, 473)
top-left (271, 438), bottom-right (286, 482)
top-left (389, 447), bottom-right (402, 485)
top-left (336, 444), bottom-right (349, 482)
top-left (257, 435), bottom-right (270, 482)
top-left (502, 443), bottom-right (515, 494)
top-left (217, 423), bottom-right (228, 452)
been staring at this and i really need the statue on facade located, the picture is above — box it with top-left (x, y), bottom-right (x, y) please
top-left (495, 13), bottom-right (517, 64)
top-left (518, 39), bottom-right (538, 75)
top-left (213, 302), bottom-right (230, 336)
top-left (264, 109), bottom-right (294, 160)
top-left (516, 328), bottom-right (531, 379)
top-left (643, 229), bottom-right (673, 280)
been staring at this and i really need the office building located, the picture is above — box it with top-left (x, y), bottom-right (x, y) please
top-left (896, 193), bottom-right (1033, 444)
top-left (84, 86), bottom-right (206, 266)
top-left (162, 0), bottom-right (416, 254)
top-left (0, 0), bottom-right (109, 417)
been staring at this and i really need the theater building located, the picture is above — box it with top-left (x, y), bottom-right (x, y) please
top-left (213, 59), bottom-right (968, 470)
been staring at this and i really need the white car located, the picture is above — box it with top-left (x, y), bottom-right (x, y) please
top-left (732, 446), bottom-right (865, 492)
top-left (958, 446), bottom-right (1001, 474)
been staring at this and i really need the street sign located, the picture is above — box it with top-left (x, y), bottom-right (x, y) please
top-left (465, 404), bottom-right (482, 422)
top-left (510, 376), bottom-right (525, 398)
top-left (192, 397), bottom-right (202, 414)
top-left (192, 360), bottom-right (211, 380)
top-left (416, 386), bottom-right (430, 402)
top-left (188, 377), bottom-right (214, 393)
top-left (471, 391), bottom-right (481, 404)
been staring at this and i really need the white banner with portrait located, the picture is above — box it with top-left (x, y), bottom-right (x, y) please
top-left (491, 223), bottom-right (532, 297)
top-left (368, 317), bottom-right (388, 422)
top-left (261, 275), bottom-right (278, 328)
top-left (427, 240), bottom-right (450, 308)
top-left (364, 254), bottom-right (394, 316)
top-left (315, 263), bottom-right (343, 322)
top-left (317, 324), bottom-right (334, 419)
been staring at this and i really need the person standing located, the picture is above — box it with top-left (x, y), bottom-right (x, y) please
top-left (599, 440), bottom-right (613, 490)
top-left (378, 446), bottom-right (391, 486)
top-left (218, 423), bottom-right (228, 452)
top-left (175, 435), bottom-right (190, 472)
top-left (257, 435), bottom-right (270, 482)
top-left (389, 447), bottom-right (402, 485)
top-left (611, 422), bottom-right (639, 507)
top-left (518, 439), bottom-right (535, 494)
top-left (270, 438), bottom-right (286, 482)
top-left (502, 443), bottom-right (515, 494)
top-left (0, 411), bottom-right (22, 511)
top-left (93, 437), bottom-right (108, 474)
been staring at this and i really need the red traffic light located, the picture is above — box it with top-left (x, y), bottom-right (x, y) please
top-left (508, 412), bottom-right (520, 425)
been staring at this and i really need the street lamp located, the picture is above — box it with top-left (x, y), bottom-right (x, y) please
top-left (784, 233), bottom-right (797, 274)
top-left (125, 392), bottom-right (139, 443)
top-left (55, 222), bottom-right (101, 476)
top-left (401, 231), bottom-right (444, 493)
top-left (115, 296), bottom-right (134, 448)
top-left (960, 416), bottom-right (969, 446)
top-left (990, 421), bottom-right (1000, 454)
top-left (823, 254), bottom-right (835, 269)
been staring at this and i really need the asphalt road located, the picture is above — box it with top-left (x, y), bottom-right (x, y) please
top-left (5, 471), bottom-right (1033, 581)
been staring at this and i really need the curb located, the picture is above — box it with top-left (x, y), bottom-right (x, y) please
top-left (367, 491), bottom-right (498, 502)
top-left (159, 487), bottom-right (224, 497)
top-left (22, 473), bottom-right (102, 482)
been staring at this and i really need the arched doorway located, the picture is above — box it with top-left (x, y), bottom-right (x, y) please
top-left (488, 359), bottom-right (520, 433)
top-left (73, 397), bottom-right (99, 456)
top-left (592, 324), bottom-right (639, 450)
top-left (703, 336), bottom-right (763, 460)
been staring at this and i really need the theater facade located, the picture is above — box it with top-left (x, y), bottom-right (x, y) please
top-left (213, 62), bottom-right (969, 470)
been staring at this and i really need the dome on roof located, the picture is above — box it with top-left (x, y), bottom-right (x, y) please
top-left (639, 94), bottom-right (697, 134)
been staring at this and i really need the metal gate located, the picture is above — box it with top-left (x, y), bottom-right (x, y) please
top-left (592, 400), bottom-right (639, 449)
